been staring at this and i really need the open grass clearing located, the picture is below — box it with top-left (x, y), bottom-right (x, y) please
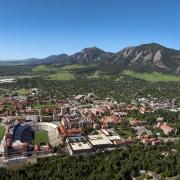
top-left (32, 65), bottom-right (49, 73)
top-left (89, 70), bottom-right (110, 79)
top-left (48, 70), bottom-right (75, 80)
top-left (62, 64), bottom-right (97, 70)
top-left (15, 88), bottom-right (30, 95)
top-left (123, 70), bottom-right (180, 82)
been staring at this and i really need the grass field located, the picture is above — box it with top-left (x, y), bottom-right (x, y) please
top-left (34, 131), bottom-right (49, 145)
top-left (49, 64), bottom-right (99, 80)
top-left (62, 64), bottom-right (97, 70)
top-left (32, 103), bottom-right (58, 109)
top-left (62, 64), bottom-right (86, 70)
top-left (15, 88), bottom-right (30, 95)
top-left (123, 70), bottom-right (180, 82)
top-left (32, 65), bottom-right (49, 73)
top-left (0, 126), bottom-right (5, 140)
top-left (115, 127), bottom-right (136, 139)
top-left (89, 70), bottom-right (110, 79)
top-left (48, 70), bottom-right (75, 80)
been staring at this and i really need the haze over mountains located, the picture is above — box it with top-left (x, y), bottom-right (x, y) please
top-left (4, 43), bottom-right (180, 75)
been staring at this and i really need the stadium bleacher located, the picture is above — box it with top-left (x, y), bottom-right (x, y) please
top-left (13, 124), bottom-right (34, 144)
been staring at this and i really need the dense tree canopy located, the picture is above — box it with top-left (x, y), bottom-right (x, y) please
top-left (0, 142), bottom-right (179, 180)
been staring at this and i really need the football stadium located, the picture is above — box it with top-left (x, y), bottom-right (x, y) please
top-left (33, 122), bottom-right (62, 147)
top-left (3, 120), bottom-right (62, 158)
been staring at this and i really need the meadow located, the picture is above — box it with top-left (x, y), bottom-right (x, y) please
top-left (48, 70), bottom-right (75, 80)
top-left (123, 70), bottom-right (180, 82)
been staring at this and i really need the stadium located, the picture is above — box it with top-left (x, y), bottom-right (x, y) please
top-left (3, 121), bottom-right (62, 158)
top-left (33, 122), bottom-right (62, 147)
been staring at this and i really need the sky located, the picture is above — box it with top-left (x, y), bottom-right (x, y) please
top-left (0, 0), bottom-right (179, 60)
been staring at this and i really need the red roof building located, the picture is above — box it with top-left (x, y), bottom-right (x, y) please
top-left (159, 123), bottom-right (174, 135)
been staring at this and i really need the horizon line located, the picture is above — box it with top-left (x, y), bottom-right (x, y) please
top-left (0, 42), bottom-right (179, 61)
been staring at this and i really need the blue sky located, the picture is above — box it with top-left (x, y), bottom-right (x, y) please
top-left (0, 0), bottom-right (179, 59)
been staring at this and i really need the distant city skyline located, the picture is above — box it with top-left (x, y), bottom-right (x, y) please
top-left (0, 0), bottom-right (180, 60)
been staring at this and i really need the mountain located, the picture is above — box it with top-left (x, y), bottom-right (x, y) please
top-left (61, 43), bottom-right (180, 74)
top-left (17, 47), bottom-right (114, 65)
top-left (67, 47), bottom-right (114, 64)
top-left (115, 43), bottom-right (180, 74)
top-left (4, 43), bottom-right (180, 74)
top-left (10, 54), bottom-right (68, 65)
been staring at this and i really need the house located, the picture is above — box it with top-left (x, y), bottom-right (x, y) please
top-left (74, 95), bottom-right (86, 102)
top-left (138, 135), bottom-right (161, 145)
top-left (139, 106), bottom-right (152, 114)
top-left (156, 122), bottom-right (175, 135)
top-left (130, 119), bottom-right (142, 126)
top-left (132, 126), bottom-right (152, 136)
top-left (156, 117), bottom-right (164, 122)
top-left (113, 138), bottom-right (134, 147)
top-left (101, 115), bottom-right (120, 127)
top-left (58, 125), bottom-right (82, 138)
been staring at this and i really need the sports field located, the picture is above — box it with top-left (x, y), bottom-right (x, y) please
top-left (34, 131), bottom-right (49, 145)
top-left (0, 126), bottom-right (5, 140)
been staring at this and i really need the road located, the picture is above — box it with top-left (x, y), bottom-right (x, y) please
top-left (159, 137), bottom-right (180, 142)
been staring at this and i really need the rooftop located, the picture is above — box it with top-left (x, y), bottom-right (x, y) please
top-left (88, 130), bottom-right (113, 146)
top-left (70, 142), bottom-right (92, 151)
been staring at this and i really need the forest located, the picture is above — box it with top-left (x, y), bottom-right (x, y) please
top-left (0, 142), bottom-right (179, 180)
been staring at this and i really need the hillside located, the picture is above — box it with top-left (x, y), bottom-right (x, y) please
top-left (1, 43), bottom-right (180, 75)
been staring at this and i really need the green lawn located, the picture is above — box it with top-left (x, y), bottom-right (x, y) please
top-left (48, 70), bottom-right (75, 80)
top-left (34, 131), bottom-right (49, 145)
top-left (0, 126), bottom-right (5, 140)
top-left (123, 70), bottom-right (180, 82)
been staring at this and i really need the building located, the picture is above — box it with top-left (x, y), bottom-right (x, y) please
top-left (100, 129), bottom-right (121, 142)
top-left (156, 122), bottom-right (175, 135)
top-left (101, 115), bottom-right (120, 127)
top-left (33, 122), bottom-right (62, 146)
top-left (88, 130), bottom-right (114, 150)
top-left (67, 136), bottom-right (93, 155)
top-left (130, 119), bottom-right (142, 126)
top-left (61, 116), bottom-right (92, 129)
top-left (34, 144), bottom-right (53, 154)
top-left (137, 135), bottom-right (161, 145)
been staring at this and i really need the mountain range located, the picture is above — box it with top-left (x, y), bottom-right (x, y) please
top-left (5, 43), bottom-right (180, 75)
